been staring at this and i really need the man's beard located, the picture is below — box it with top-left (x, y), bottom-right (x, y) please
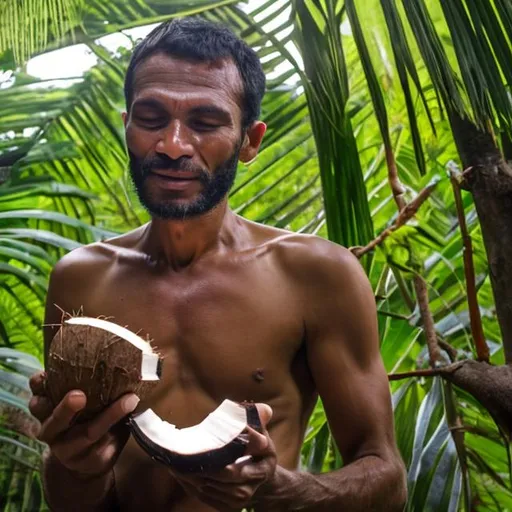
top-left (128, 145), bottom-right (240, 220)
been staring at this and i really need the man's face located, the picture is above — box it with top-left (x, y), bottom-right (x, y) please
top-left (124, 53), bottom-right (246, 220)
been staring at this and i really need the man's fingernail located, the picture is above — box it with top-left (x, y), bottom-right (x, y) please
top-left (124, 395), bottom-right (140, 413)
top-left (235, 455), bottom-right (253, 465)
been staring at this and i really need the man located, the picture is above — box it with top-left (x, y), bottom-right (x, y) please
top-left (29, 17), bottom-right (407, 512)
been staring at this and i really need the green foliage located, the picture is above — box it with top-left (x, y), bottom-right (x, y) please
top-left (293, 0), bottom-right (374, 249)
top-left (0, 0), bottom-right (84, 64)
top-left (0, 349), bottom-right (46, 511)
top-left (1, 0), bottom-right (511, 510)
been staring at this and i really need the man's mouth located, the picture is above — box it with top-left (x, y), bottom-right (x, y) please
top-left (148, 171), bottom-right (201, 191)
top-left (150, 170), bottom-right (199, 180)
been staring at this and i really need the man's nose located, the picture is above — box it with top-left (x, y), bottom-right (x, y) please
top-left (155, 119), bottom-right (194, 160)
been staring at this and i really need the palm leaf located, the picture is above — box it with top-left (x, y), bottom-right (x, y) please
top-left (0, 0), bottom-right (83, 63)
top-left (292, 0), bottom-right (374, 248)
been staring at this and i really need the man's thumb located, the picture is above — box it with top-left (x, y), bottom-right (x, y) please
top-left (244, 403), bottom-right (273, 456)
top-left (254, 403), bottom-right (273, 429)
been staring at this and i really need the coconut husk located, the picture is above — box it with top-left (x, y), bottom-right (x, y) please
top-left (46, 318), bottom-right (162, 421)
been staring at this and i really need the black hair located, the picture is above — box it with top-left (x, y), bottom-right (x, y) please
top-left (124, 17), bottom-right (266, 129)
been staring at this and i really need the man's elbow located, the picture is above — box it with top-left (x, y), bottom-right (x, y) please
top-left (387, 458), bottom-right (408, 511)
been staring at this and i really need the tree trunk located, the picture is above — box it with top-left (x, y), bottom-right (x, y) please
top-left (450, 113), bottom-right (512, 363)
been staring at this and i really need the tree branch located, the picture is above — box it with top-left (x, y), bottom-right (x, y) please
top-left (414, 276), bottom-right (443, 366)
top-left (386, 147), bottom-right (407, 211)
top-left (388, 368), bottom-right (442, 381)
top-left (381, 145), bottom-right (443, 367)
top-left (438, 339), bottom-right (458, 363)
top-left (449, 163), bottom-right (490, 362)
top-left (350, 184), bottom-right (436, 258)
top-left (389, 360), bottom-right (512, 435)
top-left (388, 361), bottom-right (465, 381)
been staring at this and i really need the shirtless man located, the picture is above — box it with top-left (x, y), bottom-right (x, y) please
top-left (28, 17), bottom-right (407, 512)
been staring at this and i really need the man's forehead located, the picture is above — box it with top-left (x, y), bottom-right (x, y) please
top-left (132, 53), bottom-right (243, 103)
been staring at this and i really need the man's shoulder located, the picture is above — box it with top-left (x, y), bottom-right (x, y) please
top-left (265, 229), bottom-right (363, 286)
top-left (51, 243), bottom-right (111, 280)
top-left (241, 218), bottom-right (367, 295)
top-left (262, 229), bottom-right (374, 336)
top-left (50, 225), bottom-right (147, 282)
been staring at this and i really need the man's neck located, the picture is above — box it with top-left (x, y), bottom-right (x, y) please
top-left (142, 202), bottom-right (240, 269)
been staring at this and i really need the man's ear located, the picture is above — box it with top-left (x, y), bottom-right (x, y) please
top-left (239, 121), bottom-right (267, 163)
top-left (122, 111), bottom-right (128, 127)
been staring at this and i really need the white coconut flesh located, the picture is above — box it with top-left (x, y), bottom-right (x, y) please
top-left (132, 399), bottom-right (249, 455)
top-left (65, 317), bottom-right (160, 380)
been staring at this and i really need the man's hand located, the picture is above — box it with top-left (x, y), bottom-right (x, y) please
top-left (28, 370), bottom-right (139, 479)
top-left (172, 403), bottom-right (277, 511)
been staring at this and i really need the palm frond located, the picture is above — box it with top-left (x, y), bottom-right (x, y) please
top-left (292, 0), bottom-right (374, 248)
top-left (0, 0), bottom-right (83, 64)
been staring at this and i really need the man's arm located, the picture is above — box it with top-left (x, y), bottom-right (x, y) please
top-left (256, 240), bottom-right (407, 511)
top-left (30, 250), bottom-right (130, 511)
top-left (41, 450), bottom-right (119, 512)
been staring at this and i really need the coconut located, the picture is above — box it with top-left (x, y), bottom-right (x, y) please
top-left (45, 316), bottom-right (162, 420)
top-left (129, 400), bottom-right (262, 473)
top-left (46, 316), bottom-right (264, 472)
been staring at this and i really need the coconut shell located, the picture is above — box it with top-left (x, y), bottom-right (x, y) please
top-left (129, 402), bottom-right (262, 473)
top-left (46, 319), bottom-right (162, 421)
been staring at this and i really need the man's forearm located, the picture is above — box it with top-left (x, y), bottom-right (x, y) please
top-left (255, 455), bottom-right (407, 512)
top-left (42, 450), bottom-right (120, 512)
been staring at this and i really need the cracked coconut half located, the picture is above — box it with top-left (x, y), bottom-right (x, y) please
top-left (46, 316), bottom-right (162, 420)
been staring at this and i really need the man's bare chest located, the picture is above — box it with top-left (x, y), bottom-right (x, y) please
top-left (101, 255), bottom-right (314, 511)
top-left (81, 258), bottom-right (306, 412)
